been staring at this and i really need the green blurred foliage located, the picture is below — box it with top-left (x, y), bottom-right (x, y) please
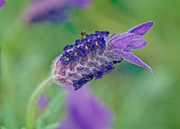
top-left (0, 0), bottom-right (180, 128)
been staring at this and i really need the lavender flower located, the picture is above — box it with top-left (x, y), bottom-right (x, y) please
top-left (23, 0), bottom-right (91, 23)
top-left (0, 0), bottom-right (5, 8)
top-left (57, 85), bottom-right (112, 129)
top-left (52, 22), bottom-right (154, 90)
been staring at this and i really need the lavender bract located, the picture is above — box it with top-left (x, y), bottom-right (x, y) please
top-left (57, 85), bottom-right (112, 129)
top-left (52, 22), bottom-right (154, 90)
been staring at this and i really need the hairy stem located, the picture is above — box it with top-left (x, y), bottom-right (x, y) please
top-left (26, 76), bottom-right (53, 129)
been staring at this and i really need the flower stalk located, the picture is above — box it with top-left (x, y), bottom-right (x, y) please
top-left (26, 76), bottom-right (53, 129)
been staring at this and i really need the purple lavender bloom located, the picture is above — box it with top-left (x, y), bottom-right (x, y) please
top-left (0, 0), bottom-right (5, 8)
top-left (60, 51), bottom-right (73, 66)
top-left (100, 62), bottom-right (115, 75)
top-left (23, 0), bottom-right (91, 23)
top-left (57, 85), bottom-right (112, 129)
top-left (52, 22), bottom-right (154, 90)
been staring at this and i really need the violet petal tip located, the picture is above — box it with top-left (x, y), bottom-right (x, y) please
top-left (128, 21), bottom-right (154, 36)
top-left (146, 65), bottom-right (153, 73)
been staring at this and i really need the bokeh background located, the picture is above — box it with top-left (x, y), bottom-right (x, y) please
top-left (1, 0), bottom-right (180, 128)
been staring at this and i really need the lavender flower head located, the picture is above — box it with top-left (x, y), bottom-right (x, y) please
top-left (58, 85), bottom-right (112, 129)
top-left (52, 22), bottom-right (154, 90)
top-left (0, 0), bottom-right (5, 8)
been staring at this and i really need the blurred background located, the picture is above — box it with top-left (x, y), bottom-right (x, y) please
top-left (1, 0), bottom-right (180, 128)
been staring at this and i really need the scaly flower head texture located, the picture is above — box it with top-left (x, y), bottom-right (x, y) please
top-left (52, 21), bottom-right (154, 90)
top-left (0, 0), bottom-right (5, 8)
top-left (57, 85), bottom-right (112, 129)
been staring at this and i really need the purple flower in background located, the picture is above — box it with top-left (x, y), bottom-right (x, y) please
top-left (38, 93), bottom-right (49, 111)
top-left (57, 85), bottom-right (112, 129)
top-left (52, 22), bottom-right (154, 90)
top-left (23, 0), bottom-right (91, 23)
top-left (0, 0), bottom-right (5, 8)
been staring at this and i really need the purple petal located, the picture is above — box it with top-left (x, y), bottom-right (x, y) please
top-left (57, 85), bottom-right (112, 129)
top-left (128, 21), bottom-right (154, 36)
top-left (125, 36), bottom-right (147, 51)
top-left (107, 32), bottom-right (129, 43)
top-left (0, 0), bottom-right (5, 8)
top-left (119, 51), bottom-right (152, 73)
top-left (111, 34), bottom-right (134, 49)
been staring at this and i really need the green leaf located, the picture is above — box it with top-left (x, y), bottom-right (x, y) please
top-left (37, 122), bottom-right (60, 129)
top-left (35, 90), bottom-right (67, 128)
top-left (1, 102), bottom-right (19, 129)
top-left (0, 126), bottom-right (7, 129)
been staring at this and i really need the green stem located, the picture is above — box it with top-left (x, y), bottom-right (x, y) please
top-left (26, 75), bottom-right (53, 129)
